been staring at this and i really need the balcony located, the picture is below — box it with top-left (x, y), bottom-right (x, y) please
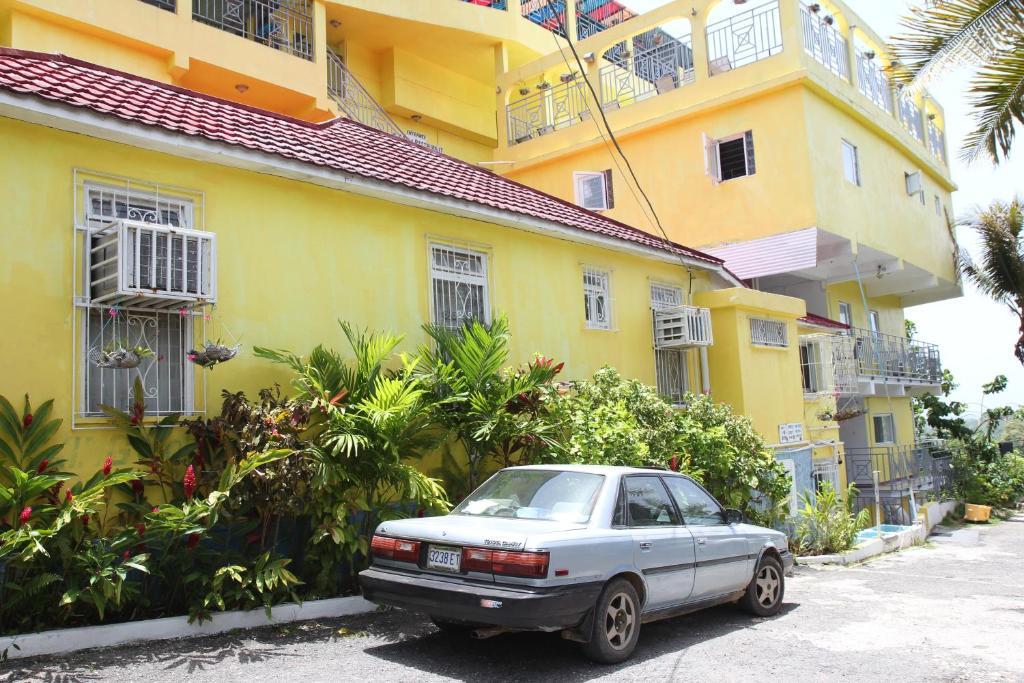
top-left (599, 37), bottom-right (695, 109)
top-left (846, 443), bottom-right (953, 522)
top-left (140, 0), bottom-right (176, 10)
top-left (507, 79), bottom-right (589, 144)
top-left (898, 94), bottom-right (925, 143)
top-left (192, 0), bottom-right (314, 61)
top-left (854, 50), bottom-right (894, 115)
top-left (705, 0), bottom-right (783, 76)
top-left (804, 328), bottom-right (942, 395)
top-left (88, 219), bottom-right (217, 307)
top-left (653, 305), bottom-right (713, 348)
top-left (800, 6), bottom-right (848, 81)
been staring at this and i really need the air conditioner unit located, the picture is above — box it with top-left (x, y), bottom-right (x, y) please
top-left (653, 305), bottom-right (713, 348)
top-left (88, 219), bottom-right (217, 308)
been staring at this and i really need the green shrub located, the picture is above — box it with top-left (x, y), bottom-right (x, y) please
top-left (793, 483), bottom-right (871, 556)
top-left (952, 436), bottom-right (1024, 508)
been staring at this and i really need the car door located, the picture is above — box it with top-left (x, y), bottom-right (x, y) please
top-left (662, 476), bottom-right (752, 599)
top-left (619, 475), bottom-right (696, 610)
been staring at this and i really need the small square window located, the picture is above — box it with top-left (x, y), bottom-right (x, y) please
top-left (842, 139), bottom-right (860, 186)
top-left (583, 267), bottom-right (611, 330)
top-left (574, 170), bottom-right (614, 211)
top-left (704, 131), bottom-right (755, 183)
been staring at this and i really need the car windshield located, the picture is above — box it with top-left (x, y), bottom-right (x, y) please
top-left (452, 470), bottom-right (605, 523)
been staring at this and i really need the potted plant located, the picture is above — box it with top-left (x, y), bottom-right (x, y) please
top-left (188, 341), bottom-right (240, 369)
top-left (91, 343), bottom-right (155, 369)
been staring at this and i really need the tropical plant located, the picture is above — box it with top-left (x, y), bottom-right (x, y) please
top-left (793, 483), bottom-right (871, 556)
top-left (890, 1), bottom-right (1024, 163)
top-left (957, 198), bottom-right (1024, 364)
top-left (418, 315), bottom-right (562, 492)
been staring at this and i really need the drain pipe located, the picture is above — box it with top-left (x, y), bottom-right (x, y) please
top-left (699, 346), bottom-right (711, 394)
top-left (873, 470), bottom-right (882, 527)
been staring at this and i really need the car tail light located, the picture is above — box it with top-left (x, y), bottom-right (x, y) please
top-left (462, 547), bottom-right (493, 573)
top-left (371, 536), bottom-right (421, 563)
top-left (491, 551), bottom-right (549, 578)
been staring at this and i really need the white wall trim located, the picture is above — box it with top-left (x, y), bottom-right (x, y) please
top-left (0, 595), bottom-right (376, 660)
top-left (0, 93), bottom-right (741, 288)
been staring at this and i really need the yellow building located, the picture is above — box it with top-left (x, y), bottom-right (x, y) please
top-left (0, 0), bottom-right (958, 518)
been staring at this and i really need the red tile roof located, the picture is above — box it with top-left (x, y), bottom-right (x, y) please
top-left (0, 48), bottom-right (727, 269)
top-left (798, 313), bottom-right (850, 330)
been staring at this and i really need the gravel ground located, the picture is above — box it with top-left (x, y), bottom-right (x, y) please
top-left (5, 513), bottom-right (1024, 682)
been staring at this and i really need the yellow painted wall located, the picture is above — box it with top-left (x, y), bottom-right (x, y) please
top-left (0, 116), bottom-right (721, 474)
top-left (825, 282), bottom-right (905, 336)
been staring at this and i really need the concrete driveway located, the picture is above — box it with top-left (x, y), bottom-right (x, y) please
top-left (6, 513), bottom-right (1024, 682)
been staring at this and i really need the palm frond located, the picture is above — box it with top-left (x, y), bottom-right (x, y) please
top-left (960, 45), bottom-right (1024, 162)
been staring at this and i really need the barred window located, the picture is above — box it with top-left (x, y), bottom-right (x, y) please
top-left (430, 244), bottom-right (490, 329)
top-left (652, 284), bottom-right (687, 403)
top-left (750, 317), bottom-right (788, 347)
top-left (583, 267), bottom-right (611, 330)
top-left (650, 283), bottom-right (683, 310)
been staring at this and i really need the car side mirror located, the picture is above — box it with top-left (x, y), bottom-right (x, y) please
top-left (724, 508), bottom-right (743, 525)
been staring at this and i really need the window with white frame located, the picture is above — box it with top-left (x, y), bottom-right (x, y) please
top-left (704, 131), bottom-right (756, 183)
top-left (869, 310), bottom-right (881, 335)
top-left (573, 171), bottom-right (614, 211)
top-left (651, 284), bottom-right (687, 403)
top-left (583, 267), bottom-right (612, 330)
top-left (905, 170), bottom-right (925, 205)
top-left (750, 317), bottom-right (788, 347)
top-left (800, 339), bottom-right (824, 394)
top-left (841, 139), bottom-right (860, 186)
top-left (812, 458), bottom-right (841, 493)
top-left (837, 301), bottom-right (852, 328)
top-left (873, 413), bottom-right (896, 444)
top-left (78, 178), bottom-right (200, 419)
top-left (429, 244), bottom-right (490, 329)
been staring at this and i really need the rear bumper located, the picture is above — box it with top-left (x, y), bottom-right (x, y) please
top-left (359, 566), bottom-right (602, 630)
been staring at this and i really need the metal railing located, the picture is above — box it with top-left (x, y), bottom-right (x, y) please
top-left (855, 51), bottom-right (894, 115)
top-left (847, 443), bottom-right (953, 522)
top-left (140, 0), bottom-right (176, 10)
top-left (653, 305), bottom-right (713, 349)
top-left (521, 0), bottom-right (566, 37)
top-left (598, 37), bottom-right (695, 109)
top-left (898, 93), bottom-right (924, 142)
top-left (706, 0), bottom-right (783, 76)
top-left (839, 327), bottom-right (942, 385)
top-left (800, 7), bottom-right (849, 81)
top-left (88, 219), bottom-right (217, 307)
top-left (460, 0), bottom-right (507, 9)
top-left (327, 50), bottom-right (407, 138)
top-left (750, 317), bottom-right (788, 347)
top-left (927, 119), bottom-right (947, 165)
top-left (799, 333), bottom-right (858, 396)
top-left (506, 79), bottom-right (589, 145)
top-left (192, 0), bottom-right (313, 61)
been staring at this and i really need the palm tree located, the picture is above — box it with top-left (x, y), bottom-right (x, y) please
top-left (959, 197), bottom-right (1024, 363)
top-left (889, 1), bottom-right (1024, 163)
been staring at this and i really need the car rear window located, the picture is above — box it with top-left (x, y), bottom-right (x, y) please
top-left (452, 470), bottom-right (604, 523)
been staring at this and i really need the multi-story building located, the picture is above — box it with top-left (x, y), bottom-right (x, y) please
top-left (0, 0), bottom-right (957, 518)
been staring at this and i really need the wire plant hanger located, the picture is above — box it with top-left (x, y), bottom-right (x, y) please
top-left (187, 304), bottom-right (241, 369)
top-left (89, 306), bottom-right (155, 369)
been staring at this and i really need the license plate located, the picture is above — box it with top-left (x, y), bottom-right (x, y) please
top-left (426, 545), bottom-right (461, 573)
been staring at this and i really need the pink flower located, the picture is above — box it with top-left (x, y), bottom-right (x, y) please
top-left (107, 307), bottom-right (118, 318)
top-left (37, 459), bottom-right (49, 474)
top-left (102, 456), bottom-right (113, 477)
top-left (187, 352), bottom-right (198, 362)
top-left (183, 465), bottom-right (196, 500)
top-left (178, 307), bottom-right (189, 318)
top-left (151, 506), bottom-right (159, 514)
top-left (18, 507), bottom-right (31, 525)
top-left (22, 413), bottom-right (33, 429)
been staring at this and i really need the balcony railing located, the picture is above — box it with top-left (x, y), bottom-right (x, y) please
top-left (599, 37), bottom-right (695, 109)
top-left (521, 0), bottom-right (567, 37)
top-left (847, 443), bottom-right (953, 522)
top-left (799, 333), bottom-right (858, 396)
top-left (89, 219), bottom-right (217, 307)
top-left (460, 0), bottom-right (507, 8)
top-left (653, 305), bottom-right (713, 348)
top-left (800, 7), bottom-right (849, 81)
top-left (192, 0), bottom-right (313, 61)
top-left (706, 0), bottom-right (783, 76)
top-left (927, 119), bottom-right (947, 164)
top-left (836, 327), bottom-right (942, 385)
top-left (855, 51), bottom-right (894, 115)
top-left (898, 94), bottom-right (924, 142)
top-left (140, 0), bottom-right (176, 10)
top-left (327, 50), bottom-right (407, 138)
top-left (507, 80), bottom-right (589, 144)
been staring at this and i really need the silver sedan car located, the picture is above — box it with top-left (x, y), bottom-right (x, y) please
top-left (359, 464), bottom-right (793, 663)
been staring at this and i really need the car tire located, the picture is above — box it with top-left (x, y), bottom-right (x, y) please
top-left (582, 578), bottom-right (642, 665)
top-left (740, 554), bottom-right (785, 617)
top-left (430, 617), bottom-right (475, 635)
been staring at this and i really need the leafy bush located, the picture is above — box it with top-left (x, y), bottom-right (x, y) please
top-left (951, 436), bottom-right (1024, 508)
top-left (792, 483), bottom-right (870, 556)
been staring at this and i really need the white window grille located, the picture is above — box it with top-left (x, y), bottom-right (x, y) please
top-left (73, 170), bottom-right (206, 426)
top-left (583, 267), bottom-right (612, 330)
top-left (650, 284), bottom-right (683, 310)
top-left (800, 333), bottom-right (858, 396)
top-left (873, 413), bottom-right (897, 444)
top-left (842, 139), bottom-right (860, 186)
top-left (655, 348), bottom-right (689, 405)
top-left (812, 458), bottom-right (841, 493)
top-left (430, 244), bottom-right (490, 329)
top-left (704, 131), bottom-right (755, 183)
top-left (573, 171), bottom-right (614, 211)
top-left (750, 317), bottom-right (788, 347)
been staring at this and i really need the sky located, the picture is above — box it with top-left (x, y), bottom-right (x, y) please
top-left (620, 0), bottom-right (1024, 415)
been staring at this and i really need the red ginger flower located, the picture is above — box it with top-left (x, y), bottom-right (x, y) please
top-left (669, 455), bottom-right (679, 472)
top-left (18, 507), bottom-right (31, 525)
top-left (102, 456), bottom-right (113, 477)
top-left (135, 523), bottom-right (146, 536)
top-left (151, 506), bottom-right (159, 514)
top-left (131, 479), bottom-right (145, 495)
top-left (22, 413), bottom-right (32, 429)
top-left (183, 465), bottom-right (197, 500)
top-left (81, 513), bottom-right (90, 526)
top-left (37, 459), bottom-right (49, 474)
top-left (186, 533), bottom-right (200, 550)
top-left (65, 489), bottom-right (73, 504)
top-left (123, 550), bottom-right (131, 560)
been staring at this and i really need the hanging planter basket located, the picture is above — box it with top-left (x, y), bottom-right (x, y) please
top-left (91, 346), bottom-right (155, 370)
top-left (188, 342), bottom-right (240, 369)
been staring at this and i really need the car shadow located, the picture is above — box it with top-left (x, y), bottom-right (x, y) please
top-left (364, 602), bottom-right (801, 682)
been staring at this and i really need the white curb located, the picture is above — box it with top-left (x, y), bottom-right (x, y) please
top-left (0, 595), bottom-right (377, 660)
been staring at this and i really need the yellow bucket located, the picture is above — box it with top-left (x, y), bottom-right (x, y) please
top-left (964, 503), bottom-right (992, 523)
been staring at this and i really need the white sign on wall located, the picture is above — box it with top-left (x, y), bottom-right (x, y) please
top-left (778, 422), bottom-right (804, 445)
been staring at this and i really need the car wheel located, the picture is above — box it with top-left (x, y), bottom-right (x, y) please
top-left (740, 555), bottom-right (785, 617)
top-left (582, 578), bottom-right (641, 664)
top-left (430, 616), bottom-right (475, 635)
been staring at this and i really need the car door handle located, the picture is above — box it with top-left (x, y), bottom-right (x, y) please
top-left (639, 542), bottom-right (653, 550)
top-left (696, 538), bottom-right (706, 545)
